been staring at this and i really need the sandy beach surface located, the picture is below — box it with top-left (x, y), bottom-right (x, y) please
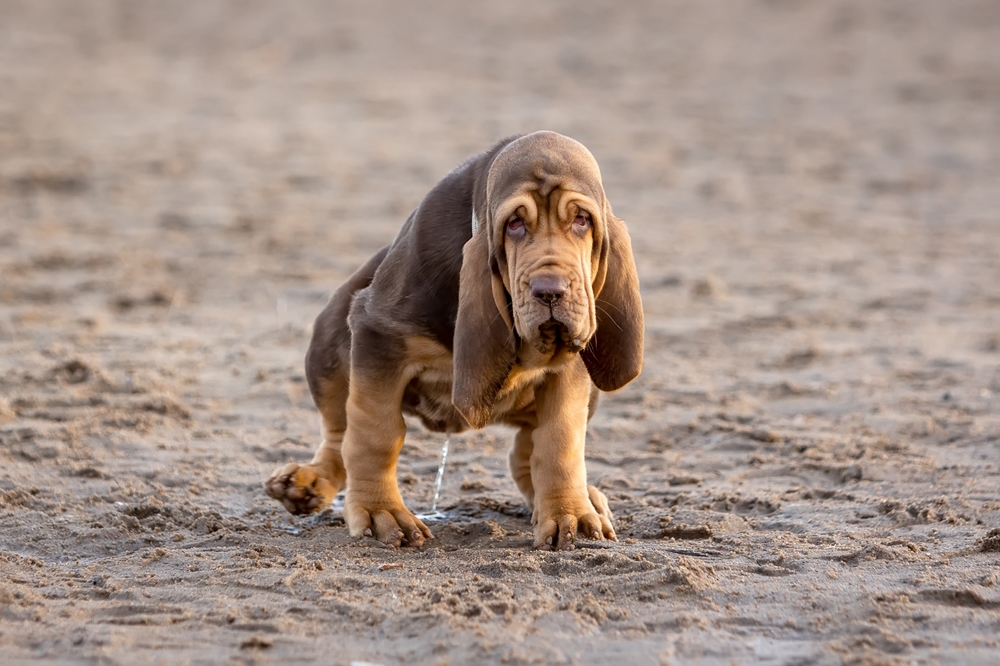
top-left (1, 1), bottom-right (999, 664)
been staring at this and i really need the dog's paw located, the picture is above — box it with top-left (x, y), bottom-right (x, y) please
top-left (534, 491), bottom-right (617, 550)
top-left (588, 485), bottom-right (615, 524)
top-left (344, 490), bottom-right (432, 548)
top-left (265, 462), bottom-right (337, 516)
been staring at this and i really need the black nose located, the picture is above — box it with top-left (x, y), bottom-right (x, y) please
top-left (530, 275), bottom-right (567, 306)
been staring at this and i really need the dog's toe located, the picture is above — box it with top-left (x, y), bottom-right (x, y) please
top-left (264, 463), bottom-right (336, 516)
top-left (345, 494), bottom-right (432, 547)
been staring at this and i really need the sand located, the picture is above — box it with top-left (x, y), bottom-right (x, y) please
top-left (1, 1), bottom-right (999, 664)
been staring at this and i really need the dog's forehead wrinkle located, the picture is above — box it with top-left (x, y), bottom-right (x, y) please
top-left (533, 167), bottom-right (564, 198)
top-left (488, 133), bottom-right (604, 211)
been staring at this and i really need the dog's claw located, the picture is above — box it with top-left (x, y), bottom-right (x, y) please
top-left (346, 494), bottom-right (433, 546)
top-left (535, 488), bottom-right (617, 549)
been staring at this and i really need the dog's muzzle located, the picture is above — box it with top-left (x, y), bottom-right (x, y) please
top-left (535, 318), bottom-right (586, 354)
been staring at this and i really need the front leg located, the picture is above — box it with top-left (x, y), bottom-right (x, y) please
top-left (508, 419), bottom-right (537, 508)
top-left (341, 331), bottom-right (432, 547)
top-left (530, 356), bottom-right (616, 550)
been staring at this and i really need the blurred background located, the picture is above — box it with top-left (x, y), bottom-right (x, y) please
top-left (2, 0), bottom-right (999, 324)
top-left (2, 0), bottom-right (998, 303)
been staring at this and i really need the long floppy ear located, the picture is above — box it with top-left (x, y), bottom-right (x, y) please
top-left (582, 214), bottom-right (644, 391)
top-left (452, 229), bottom-right (516, 428)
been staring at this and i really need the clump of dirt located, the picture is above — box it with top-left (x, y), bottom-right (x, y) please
top-left (979, 528), bottom-right (1000, 553)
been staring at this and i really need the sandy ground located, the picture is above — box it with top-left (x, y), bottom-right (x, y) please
top-left (1, 1), bottom-right (999, 664)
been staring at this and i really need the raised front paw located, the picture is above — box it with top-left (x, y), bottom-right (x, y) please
top-left (534, 489), bottom-right (617, 551)
top-left (265, 462), bottom-right (337, 516)
top-left (343, 489), bottom-right (433, 548)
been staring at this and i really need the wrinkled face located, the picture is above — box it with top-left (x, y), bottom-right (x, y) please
top-left (497, 188), bottom-right (600, 355)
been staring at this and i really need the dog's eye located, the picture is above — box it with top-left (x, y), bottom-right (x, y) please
top-left (507, 217), bottom-right (525, 234)
top-left (574, 213), bottom-right (591, 228)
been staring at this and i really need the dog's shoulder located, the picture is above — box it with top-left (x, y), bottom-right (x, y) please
top-left (356, 136), bottom-right (520, 348)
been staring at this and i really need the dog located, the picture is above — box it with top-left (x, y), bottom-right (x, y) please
top-left (265, 131), bottom-right (643, 550)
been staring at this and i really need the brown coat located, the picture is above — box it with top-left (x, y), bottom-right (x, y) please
top-left (266, 131), bottom-right (643, 550)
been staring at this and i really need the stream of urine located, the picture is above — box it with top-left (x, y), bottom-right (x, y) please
top-left (416, 435), bottom-right (450, 521)
top-left (431, 435), bottom-right (450, 512)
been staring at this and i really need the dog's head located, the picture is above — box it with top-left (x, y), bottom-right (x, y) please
top-left (487, 132), bottom-right (605, 356)
top-left (454, 131), bottom-right (644, 428)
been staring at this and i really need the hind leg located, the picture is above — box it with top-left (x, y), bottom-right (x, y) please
top-left (265, 249), bottom-right (387, 515)
top-left (265, 373), bottom-right (348, 515)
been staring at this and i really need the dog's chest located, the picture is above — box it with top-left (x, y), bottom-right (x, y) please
top-left (402, 372), bottom-right (466, 433)
top-left (402, 337), bottom-right (549, 432)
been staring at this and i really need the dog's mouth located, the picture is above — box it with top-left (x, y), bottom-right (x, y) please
top-left (534, 318), bottom-right (586, 355)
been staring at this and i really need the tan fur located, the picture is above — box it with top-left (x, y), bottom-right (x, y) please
top-left (340, 367), bottom-right (433, 547)
top-left (265, 131), bottom-right (642, 550)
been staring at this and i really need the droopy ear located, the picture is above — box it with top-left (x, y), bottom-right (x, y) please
top-left (582, 214), bottom-right (644, 391)
top-left (452, 229), bottom-right (516, 428)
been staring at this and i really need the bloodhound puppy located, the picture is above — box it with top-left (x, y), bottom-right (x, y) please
top-left (265, 131), bottom-right (643, 550)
